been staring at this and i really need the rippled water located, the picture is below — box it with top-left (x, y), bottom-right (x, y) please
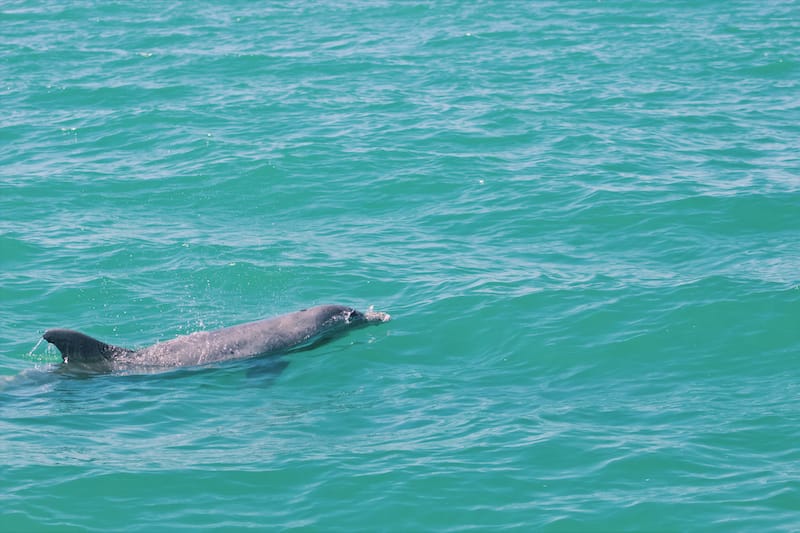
top-left (2, 1), bottom-right (799, 530)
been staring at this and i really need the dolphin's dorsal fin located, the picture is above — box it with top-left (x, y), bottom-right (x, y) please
top-left (42, 329), bottom-right (131, 363)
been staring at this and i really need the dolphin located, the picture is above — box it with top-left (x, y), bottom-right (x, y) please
top-left (42, 304), bottom-right (390, 374)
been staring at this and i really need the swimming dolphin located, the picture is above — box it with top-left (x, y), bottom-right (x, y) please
top-left (42, 304), bottom-right (390, 373)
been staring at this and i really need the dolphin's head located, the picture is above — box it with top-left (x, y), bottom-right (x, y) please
top-left (311, 305), bottom-right (390, 328)
top-left (292, 305), bottom-right (390, 349)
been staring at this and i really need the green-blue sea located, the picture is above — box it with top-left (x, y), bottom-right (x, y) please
top-left (2, 1), bottom-right (799, 531)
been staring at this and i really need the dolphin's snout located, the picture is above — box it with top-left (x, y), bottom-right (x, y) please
top-left (364, 306), bottom-right (391, 323)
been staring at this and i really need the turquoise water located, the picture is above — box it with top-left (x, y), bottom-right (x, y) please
top-left (2, 0), bottom-right (799, 530)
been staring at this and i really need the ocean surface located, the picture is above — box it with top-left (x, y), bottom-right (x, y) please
top-left (2, 1), bottom-right (799, 530)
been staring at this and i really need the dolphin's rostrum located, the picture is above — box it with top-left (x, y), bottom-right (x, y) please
top-left (43, 305), bottom-right (390, 373)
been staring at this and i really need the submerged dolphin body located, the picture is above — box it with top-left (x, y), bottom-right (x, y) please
top-left (43, 305), bottom-right (390, 373)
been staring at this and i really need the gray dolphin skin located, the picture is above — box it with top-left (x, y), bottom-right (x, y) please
top-left (43, 304), bottom-right (390, 373)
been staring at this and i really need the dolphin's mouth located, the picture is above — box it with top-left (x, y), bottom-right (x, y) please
top-left (363, 306), bottom-right (391, 323)
top-left (339, 307), bottom-right (390, 326)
